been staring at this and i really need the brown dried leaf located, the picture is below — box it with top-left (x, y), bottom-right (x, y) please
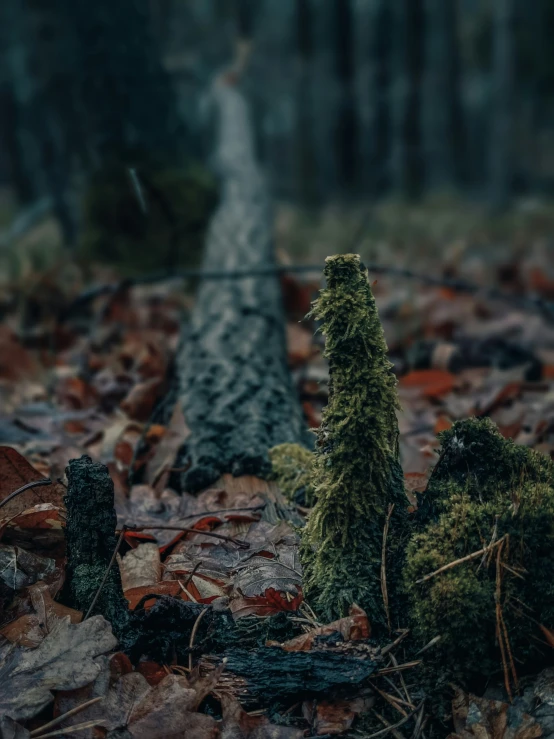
top-left (0, 615), bottom-right (117, 721)
top-left (220, 692), bottom-right (305, 738)
top-left (448, 688), bottom-right (541, 739)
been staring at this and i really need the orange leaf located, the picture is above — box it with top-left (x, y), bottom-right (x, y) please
top-left (434, 415), bottom-right (453, 434)
top-left (400, 369), bottom-right (456, 398)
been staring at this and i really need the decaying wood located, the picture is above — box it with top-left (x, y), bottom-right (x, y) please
top-left (177, 80), bottom-right (310, 493)
top-left (63, 456), bottom-right (131, 641)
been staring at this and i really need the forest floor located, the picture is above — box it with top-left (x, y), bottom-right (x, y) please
top-left (1, 197), bottom-right (554, 737)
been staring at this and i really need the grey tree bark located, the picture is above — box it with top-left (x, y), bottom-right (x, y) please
top-left (177, 80), bottom-right (310, 494)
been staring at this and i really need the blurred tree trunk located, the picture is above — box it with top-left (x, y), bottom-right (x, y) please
top-left (295, 0), bottom-right (318, 206)
top-left (367, 0), bottom-right (392, 196)
top-left (422, 0), bottom-right (466, 190)
top-left (236, 0), bottom-right (255, 39)
top-left (390, 0), bottom-right (424, 199)
top-left (333, 0), bottom-right (358, 193)
top-left (489, 0), bottom-right (516, 208)
top-left (0, 0), bottom-right (44, 204)
top-left (59, 0), bottom-right (183, 167)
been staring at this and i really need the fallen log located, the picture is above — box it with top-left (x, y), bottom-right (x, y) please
top-left (177, 79), bottom-right (310, 493)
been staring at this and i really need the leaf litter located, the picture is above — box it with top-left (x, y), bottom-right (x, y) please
top-left (2, 249), bottom-right (554, 735)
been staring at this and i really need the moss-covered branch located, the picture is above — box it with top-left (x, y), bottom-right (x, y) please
top-left (301, 254), bottom-right (407, 624)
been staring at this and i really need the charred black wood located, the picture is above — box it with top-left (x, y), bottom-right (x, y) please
top-left (63, 456), bottom-right (132, 643)
top-left (177, 83), bottom-right (310, 493)
top-left (223, 646), bottom-right (377, 699)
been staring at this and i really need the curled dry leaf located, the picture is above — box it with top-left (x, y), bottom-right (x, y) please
top-left (0, 581), bottom-right (81, 647)
top-left (119, 543), bottom-right (162, 591)
top-left (0, 716), bottom-right (30, 739)
top-left (270, 604), bottom-right (370, 652)
top-left (55, 662), bottom-right (225, 738)
top-left (448, 688), bottom-right (542, 739)
top-left (302, 692), bottom-right (374, 735)
top-left (0, 446), bottom-right (65, 519)
top-left (219, 692), bottom-right (305, 739)
top-left (0, 615), bottom-right (117, 721)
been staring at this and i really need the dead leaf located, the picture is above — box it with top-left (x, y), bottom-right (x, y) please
top-left (302, 693), bottom-right (374, 735)
top-left (399, 369), bottom-right (457, 398)
top-left (271, 604), bottom-right (370, 652)
top-left (0, 582), bottom-right (81, 647)
top-left (448, 687), bottom-right (541, 739)
top-left (220, 692), bottom-right (305, 738)
top-left (0, 615), bottom-right (117, 721)
top-left (119, 543), bottom-right (162, 591)
top-left (0, 446), bottom-right (65, 519)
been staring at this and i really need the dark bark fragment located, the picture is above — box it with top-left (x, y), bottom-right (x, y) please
top-left (63, 456), bottom-right (130, 642)
top-left (224, 647), bottom-right (377, 699)
top-left (177, 85), bottom-right (310, 494)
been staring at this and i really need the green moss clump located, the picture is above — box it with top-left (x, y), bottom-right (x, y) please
top-left (81, 158), bottom-right (217, 273)
top-left (269, 443), bottom-right (315, 505)
top-left (300, 254), bottom-right (407, 624)
top-left (406, 417), bottom-right (554, 689)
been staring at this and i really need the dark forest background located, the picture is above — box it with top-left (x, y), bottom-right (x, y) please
top-left (1, 0), bottom-right (554, 264)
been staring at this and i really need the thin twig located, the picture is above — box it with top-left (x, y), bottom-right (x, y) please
top-left (381, 503), bottom-right (395, 634)
top-left (122, 524), bottom-right (250, 549)
top-left (381, 629), bottom-right (410, 656)
top-left (0, 478), bottom-right (53, 510)
top-left (30, 697), bottom-right (103, 737)
top-left (189, 607), bottom-right (209, 671)
top-left (478, 515), bottom-right (499, 571)
top-left (372, 710), bottom-right (406, 739)
top-left (61, 263), bottom-right (554, 323)
top-left (369, 683), bottom-right (408, 717)
top-left (415, 635), bottom-right (441, 656)
top-left (389, 653), bottom-right (414, 707)
top-left (84, 527), bottom-right (127, 620)
top-left (33, 719), bottom-right (106, 739)
top-left (364, 702), bottom-right (424, 739)
top-left (416, 535), bottom-right (507, 584)
top-left (375, 661), bottom-right (421, 676)
top-left (496, 538), bottom-right (512, 701)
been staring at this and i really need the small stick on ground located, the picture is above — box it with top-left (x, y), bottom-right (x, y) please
top-left (365, 702), bottom-right (425, 739)
top-left (30, 697), bottom-right (103, 737)
top-left (381, 503), bottom-right (395, 634)
top-left (0, 478), bottom-right (53, 510)
top-left (416, 535), bottom-right (507, 584)
top-left (124, 524), bottom-right (250, 549)
top-left (84, 526), bottom-right (127, 620)
top-left (189, 607), bottom-right (209, 671)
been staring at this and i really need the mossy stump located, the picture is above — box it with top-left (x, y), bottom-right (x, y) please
top-left (300, 254), bottom-right (407, 625)
top-left (63, 456), bottom-right (130, 642)
top-left (406, 417), bottom-right (554, 692)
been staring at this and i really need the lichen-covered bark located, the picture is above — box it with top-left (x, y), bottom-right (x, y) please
top-left (63, 456), bottom-right (130, 641)
top-left (177, 83), bottom-right (310, 494)
top-left (301, 254), bottom-right (407, 624)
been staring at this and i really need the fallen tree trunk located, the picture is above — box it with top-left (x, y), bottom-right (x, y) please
top-left (177, 79), bottom-right (310, 493)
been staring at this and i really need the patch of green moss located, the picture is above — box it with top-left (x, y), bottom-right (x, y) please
top-left (81, 157), bottom-right (217, 274)
top-left (269, 443), bottom-right (315, 505)
top-left (300, 254), bottom-right (407, 625)
top-left (407, 417), bottom-right (554, 690)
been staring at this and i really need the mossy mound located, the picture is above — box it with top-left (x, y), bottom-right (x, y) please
top-left (300, 254), bottom-right (408, 625)
top-left (269, 443), bottom-right (315, 506)
top-left (406, 417), bottom-right (554, 691)
top-left (81, 158), bottom-right (217, 274)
